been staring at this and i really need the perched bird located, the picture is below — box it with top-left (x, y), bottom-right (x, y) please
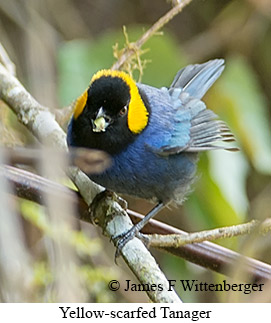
top-left (67, 59), bottom-right (236, 252)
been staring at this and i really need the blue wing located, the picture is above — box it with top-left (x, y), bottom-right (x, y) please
top-left (140, 59), bottom-right (236, 156)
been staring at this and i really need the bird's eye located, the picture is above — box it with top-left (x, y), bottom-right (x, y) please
top-left (119, 106), bottom-right (128, 117)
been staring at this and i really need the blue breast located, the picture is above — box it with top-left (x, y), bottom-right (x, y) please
top-left (89, 84), bottom-right (197, 203)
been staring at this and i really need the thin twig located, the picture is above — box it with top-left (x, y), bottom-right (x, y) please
top-left (111, 0), bottom-right (193, 70)
top-left (144, 220), bottom-right (271, 248)
top-left (56, 0), bottom-right (192, 123)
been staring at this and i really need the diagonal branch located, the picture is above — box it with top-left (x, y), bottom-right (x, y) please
top-left (56, 0), bottom-right (193, 124)
top-left (4, 164), bottom-right (271, 283)
top-left (0, 1), bottom-right (196, 301)
top-left (111, 0), bottom-right (193, 70)
top-left (0, 53), bottom-right (181, 302)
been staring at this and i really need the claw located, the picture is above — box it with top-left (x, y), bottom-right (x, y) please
top-left (112, 202), bottom-right (165, 262)
top-left (113, 230), bottom-right (151, 262)
top-left (113, 225), bottom-right (138, 260)
top-left (116, 195), bottom-right (128, 210)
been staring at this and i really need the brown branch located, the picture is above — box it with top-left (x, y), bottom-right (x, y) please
top-left (1, 1), bottom-right (269, 301)
top-left (4, 164), bottom-right (271, 283)
top-left (0, 49), bottom-right (182, 302)
top-left (111, 0), bottom-right (193, 70)
top-left (1, 146), bottom-right (111, 175)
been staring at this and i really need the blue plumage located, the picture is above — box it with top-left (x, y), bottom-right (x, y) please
top-left (67, 59), bottom-right (236, 252)
top-left (67, 59), bottom-right (234, 205)
top-left (87, 83), bottom-right (196, 203)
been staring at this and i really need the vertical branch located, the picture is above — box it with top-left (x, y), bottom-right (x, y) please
top-left (39, 148), bottom-right (87, 302)
top-left (0, 153), bottom-right (33, 301)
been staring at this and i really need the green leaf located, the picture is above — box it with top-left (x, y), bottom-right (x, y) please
top-left (210, 56), bottom-right (271, 174)
top-left (208, 150), bottom-right (249, 217)
top-left (184, 155), bottom-right (242, 249)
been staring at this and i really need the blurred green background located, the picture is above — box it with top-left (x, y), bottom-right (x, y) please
top-left (0, 0), bottom-right (271, 303)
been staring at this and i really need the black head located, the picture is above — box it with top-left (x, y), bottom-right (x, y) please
top-left (68, 70), bottom-right (149, 155)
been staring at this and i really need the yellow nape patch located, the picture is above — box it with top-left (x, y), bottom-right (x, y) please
top-left (73, 90), bottom-right (88, 119)
top-left (91, 69), bottom-right (149, 134)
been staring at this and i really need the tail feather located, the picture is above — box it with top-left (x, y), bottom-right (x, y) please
top-left (186, 109), bottom-right (237, 152)
top-left (170, 59), bottom-right (225, 99)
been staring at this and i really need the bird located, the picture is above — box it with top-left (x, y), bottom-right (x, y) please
top-left (67, 59), bottom-right (236, 254)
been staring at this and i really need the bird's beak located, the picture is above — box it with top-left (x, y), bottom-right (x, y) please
top-left (92, 107), bottom-right (111, 132)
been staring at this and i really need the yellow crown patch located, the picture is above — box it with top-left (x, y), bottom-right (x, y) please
top-left (91, 70), bottom-right (149, 134)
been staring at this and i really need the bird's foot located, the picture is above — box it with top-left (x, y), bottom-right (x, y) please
top-left (113, 226), bottom-right (137, 260)
top-left (112, 202), bottom-right (164, 261)
top-left (112, 227), bottom-right (151, 261)
top-left (113, 223), bottom-right (147, 260)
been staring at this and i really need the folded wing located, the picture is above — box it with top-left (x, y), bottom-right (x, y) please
top-left (155, 59), bottom-right (237, 156)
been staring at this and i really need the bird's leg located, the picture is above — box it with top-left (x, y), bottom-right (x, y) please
top-left (113, 202), bottom-right (164, 258)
